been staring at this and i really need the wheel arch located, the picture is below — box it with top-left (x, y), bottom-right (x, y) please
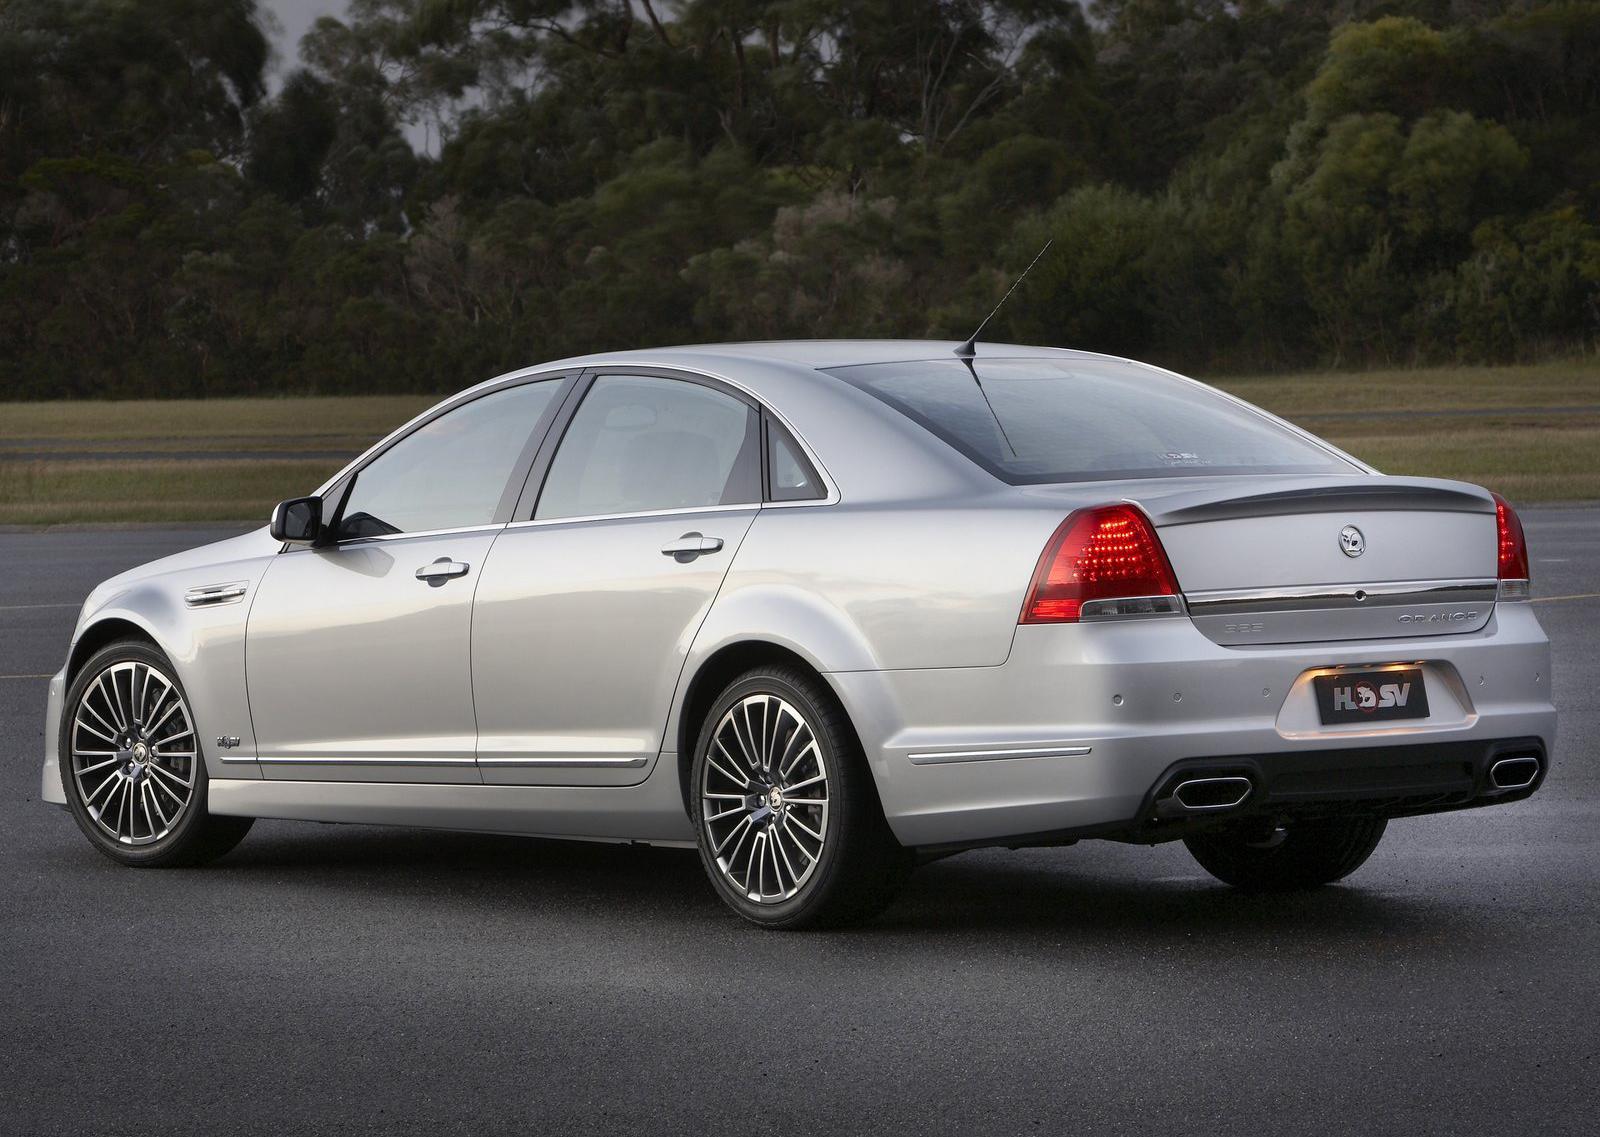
top-left (67, 615), bottom-right (163, 685)
top-left (674, 640), bottom-right (852, 815)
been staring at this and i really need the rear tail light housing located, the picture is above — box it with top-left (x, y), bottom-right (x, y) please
top-left (1021, 504), bottom-right (1183, 623)
top-left (1492, 492), bottom-right (1530, 600)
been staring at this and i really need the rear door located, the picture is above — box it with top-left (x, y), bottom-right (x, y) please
top-left (246, 376), bottom-right (570, 782)
top-left (470, 371), bottom-right (763, 786)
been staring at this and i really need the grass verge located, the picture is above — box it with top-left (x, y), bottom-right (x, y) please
top-left (1, 363), bottom-right (1596, 524)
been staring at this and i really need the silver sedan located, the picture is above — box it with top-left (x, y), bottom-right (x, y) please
top-left (39, 341), bottom-right (1556, 927)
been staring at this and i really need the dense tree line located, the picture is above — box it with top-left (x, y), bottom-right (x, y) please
top-left (1, 0), bottom-right (1597, 398)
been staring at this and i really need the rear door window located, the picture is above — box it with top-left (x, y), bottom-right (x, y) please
top-left (535, 375), bottom-right (761, 520)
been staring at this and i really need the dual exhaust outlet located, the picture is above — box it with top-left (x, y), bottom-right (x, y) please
top-left (1156, 753), bottom-right (1542, 820)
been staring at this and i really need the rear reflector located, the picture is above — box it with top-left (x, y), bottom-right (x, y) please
top-left (1021, 504), bottom-right (1181, 623)
top-left (1491, 492), bottom-right (1530, 587)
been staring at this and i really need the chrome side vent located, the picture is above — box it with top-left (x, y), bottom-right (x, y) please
top-left (184, 582), bottom-right (248, 608)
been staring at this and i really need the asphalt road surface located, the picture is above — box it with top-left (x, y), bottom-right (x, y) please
top-left (3, 512), bottom-right (1595, 1136)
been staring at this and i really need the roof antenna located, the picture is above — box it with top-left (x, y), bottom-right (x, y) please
top-left (954, 238), bottom-right (1053, 359)
top-left (952, 239), bottom-right (1051, 457)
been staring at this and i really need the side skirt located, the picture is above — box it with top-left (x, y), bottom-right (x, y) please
top-left (207, 760), bottom-right (696, 847)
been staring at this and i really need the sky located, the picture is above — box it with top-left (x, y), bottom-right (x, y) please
top-left (258, 1), bottom-right (437, 149)
top-left (260, 0), bottom-right (348, 81)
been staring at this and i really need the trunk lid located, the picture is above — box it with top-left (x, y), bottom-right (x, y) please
top-left (1023, 475), bottom-right (1500, 645)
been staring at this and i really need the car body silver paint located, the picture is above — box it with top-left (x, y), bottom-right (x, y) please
top-left (246, 529), bottom-right (502, 783)
top-left (41, 341), bottom-right (1557, 849)
top-left (472, 507), bottom-right (759, 786)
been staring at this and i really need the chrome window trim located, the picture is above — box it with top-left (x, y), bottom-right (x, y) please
top-left (908, 745), bottom-right (1094, 765)
top-left (312, 361), bottom-right (840, 517)
top-left (574, 363), bottom-right (841, 506)
top-left (279, 522), bottom-right (508, 553)
top-left (1185, 578), bottom-right (1499, 615)
top-left (505, 503), bottom-right (758, 531)
top-left (310, 367), bottom-right (579, 499)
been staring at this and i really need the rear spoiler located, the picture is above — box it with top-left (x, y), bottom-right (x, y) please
top-left (1149, 479), bottom-right (1495, 527)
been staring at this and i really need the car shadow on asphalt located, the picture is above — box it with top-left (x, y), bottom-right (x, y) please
top-left (146, 820), bottom-right (1487, 950)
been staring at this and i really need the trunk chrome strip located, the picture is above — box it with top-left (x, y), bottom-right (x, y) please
top-left (1185, 578), bottom-right (1497, 615)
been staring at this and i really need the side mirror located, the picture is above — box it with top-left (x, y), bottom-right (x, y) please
top-left (270, 496), bottom-right (323, 544)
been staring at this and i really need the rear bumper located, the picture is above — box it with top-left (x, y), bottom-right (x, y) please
top-left (831, 603), bottom-right (1556, 848)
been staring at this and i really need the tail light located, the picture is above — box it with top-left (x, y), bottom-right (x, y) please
top-left (1492, 492), bottom-right (1530, 600)
top-left (1021, 504), bottom-right (1183, 623)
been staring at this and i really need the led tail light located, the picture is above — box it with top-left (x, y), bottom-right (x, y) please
top-left (1492, 492), bottom-right (1530, 599)
top-left (1021, 504), bottom-right (1182, 623)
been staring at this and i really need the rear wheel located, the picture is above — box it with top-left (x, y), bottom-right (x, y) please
top-left (691, 666), bottom-right (912, 929)
top-left (60, 640), bottom-right (252, 867)
top-left (1183, 815), bottom-right (1386, 891)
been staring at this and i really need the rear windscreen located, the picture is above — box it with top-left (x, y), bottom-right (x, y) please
top-left (826, 357), bottom-right (1358, 484)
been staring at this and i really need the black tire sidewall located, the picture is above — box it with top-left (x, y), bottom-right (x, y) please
top-left (690, 668), bottom-right (874, 928)
top-left (59, 640), bottom-right (215, 867)
top-left (1185, 815), bottom-right (1387, 891)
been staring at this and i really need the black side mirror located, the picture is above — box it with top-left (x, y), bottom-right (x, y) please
top-left (270, 496), bottom-right (323, 544)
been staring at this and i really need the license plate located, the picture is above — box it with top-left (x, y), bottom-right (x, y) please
top-left (1312, 668), bottom-right (1430, 725)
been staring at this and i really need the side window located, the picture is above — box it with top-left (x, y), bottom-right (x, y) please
top-left (535, 375), bottom-right (759, 520)
top-left (766, 418), bottom-right (824, 502)
top-left (337, 380), bottom-right (561, 539)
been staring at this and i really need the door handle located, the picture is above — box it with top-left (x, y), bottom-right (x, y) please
top-left (660, 532), bottom-right (724, 560)
top-left (415, 558), bottom-right (470, 583)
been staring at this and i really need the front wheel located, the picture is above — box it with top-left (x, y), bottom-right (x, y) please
top-left (691, 666), bottom-right (912, 929)
top-left (60, 640), bottom-right (253, 867)
top-left (1184, 815), bottom-right (1387, 891)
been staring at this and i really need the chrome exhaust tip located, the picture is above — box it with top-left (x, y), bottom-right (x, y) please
top-left (1488, 755), bottom-right (1540, 792)
top-left (1170, 775), bottom-right (1254, 812)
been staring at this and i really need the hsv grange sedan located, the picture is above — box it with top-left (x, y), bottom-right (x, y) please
top-left (40, 342), bottom-right (1556, 927)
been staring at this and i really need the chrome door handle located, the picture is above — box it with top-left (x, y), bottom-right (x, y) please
top-left (415, 559), bottom-right (470, 582)
top-left (660, 533), bottom-right (724, 559)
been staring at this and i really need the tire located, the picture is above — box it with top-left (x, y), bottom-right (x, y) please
top-left (59, 639), bottom-right (253, 867)
top-left (690, 666), bottom-right (913, 929)
top-left (1183, 815), bottom-right (1387, 891)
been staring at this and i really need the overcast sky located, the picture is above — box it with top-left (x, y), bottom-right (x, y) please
top-left (260, 0), bottom-right (348, 79)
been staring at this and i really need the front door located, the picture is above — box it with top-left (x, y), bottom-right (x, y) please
top-left (472, 372), bottom-right (763, 785)
top-left (246, 378), bottom-right (567, 782)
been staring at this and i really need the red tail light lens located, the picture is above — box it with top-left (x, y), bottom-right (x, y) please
top-left (1492, 492), bottom-right (1529, 581)
top-left (1021, 504), bottom-right (1181, 623)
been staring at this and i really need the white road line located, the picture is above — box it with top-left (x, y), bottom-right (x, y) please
top-left (0, 603), bottom-right (80, 612)
top-left (0, 673), bottom-right (53, 680)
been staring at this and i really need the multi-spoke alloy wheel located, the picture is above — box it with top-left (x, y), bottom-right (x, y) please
top-left (70, 660), bottom-right (197, 845)
top-left (60, 640), bottom-right (252, 867)
top-left (691, 667), bottom-right (913, 929)
top-left (700, 693), bottom-right (831, 904)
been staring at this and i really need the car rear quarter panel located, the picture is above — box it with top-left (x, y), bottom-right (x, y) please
top-left (708, 500), bottom-right (1057, 671)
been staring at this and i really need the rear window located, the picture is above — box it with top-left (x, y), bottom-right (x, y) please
top-left (826, 357), bottom-right (1357, 484)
